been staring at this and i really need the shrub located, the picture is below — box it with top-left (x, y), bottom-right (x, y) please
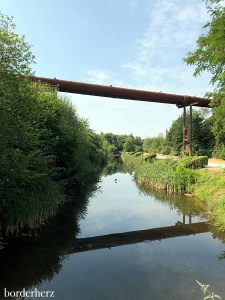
top-left (161, 146), bottom-right (172, 155)
top-left (213, 144), bottom-right (225, 160)
top-left (144, 153), bottom-right (156, 161)
top-left (133, 152), bottom-right (143, 157)
top-left (170, 150), bottom-right (179, 156)
top-left (179, 156), bottom-right (208, 169)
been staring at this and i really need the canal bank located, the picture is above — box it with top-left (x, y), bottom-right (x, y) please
top-left (121, 152), bottom-right (225, 231)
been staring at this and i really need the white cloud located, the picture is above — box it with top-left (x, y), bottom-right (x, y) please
top-left (86, 70), bottom-right (110, 84)
top-left (123, 0), bottom-right (211, 96)
top-left (72, 0), bottom-right (212, 137)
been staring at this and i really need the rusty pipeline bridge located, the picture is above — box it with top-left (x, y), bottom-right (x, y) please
top-left (32, 76), bottom-right (211, 156)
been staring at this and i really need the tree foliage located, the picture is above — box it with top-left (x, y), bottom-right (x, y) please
top-left (100, 133), bottom-right (142, 154)
top-left (166, 111), bottom-right (215, 156)
top-left (184, 1), bottom-right (225, 158)
top-left (0, 13), bottom-right (34, 77)
top-left (142, 135), bottom-right (167, 154)
top-left (184, 1), bottom-right (225, 90)
top-left (0, 14), bottom-right (105, 233)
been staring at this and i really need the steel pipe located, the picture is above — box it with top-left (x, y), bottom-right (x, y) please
top-left (32, 76), bottom-right (211, 108)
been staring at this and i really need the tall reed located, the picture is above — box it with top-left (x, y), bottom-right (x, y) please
top-left (121, 152), bottom-right (196, 193)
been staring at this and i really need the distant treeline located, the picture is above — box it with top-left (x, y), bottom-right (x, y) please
top-left (149, 110), bottom-right (215, 156)
top-left (0, 14), bottom-right (106, 233)
top-left (100, 110), bottom-right (215, 157)
top-left (100, 133), bottom-right (142, 155)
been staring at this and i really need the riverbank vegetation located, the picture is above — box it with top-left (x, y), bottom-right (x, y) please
top-left (122, 152), bottom-right (225, 230)
top-left (122, 152), bottom-right (198, 193)
top-left (0, 14), bottom-right (106, 234)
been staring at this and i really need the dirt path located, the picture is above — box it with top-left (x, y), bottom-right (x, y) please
top-left (208, 158), bottom-right (225, 168)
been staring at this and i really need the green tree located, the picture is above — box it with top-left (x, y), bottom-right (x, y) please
top-left (166, 117), bottom-right (183, 155)
top-left (102, 139), bottom-right (116, 156)
top-left (100, 133), bottom-right (143, 154)
top-left (184, 0), bottom-right (225, 158)
top-left (0, 13), bottom-right (34, 77)
top-left (143, 135), bottom-right (166, 154)
top-left (184, 0), bottom-right (225, 90)
top-left (142, 138), bottom-right (152, 153)
top-left (0, 13), bottom-right (105, 232)
top-left (123, 136), bottom-right (136, 152)
top-left (166, 112), bottom-right (214, 156)
top-left (133, 136), bottom-right (143, 152)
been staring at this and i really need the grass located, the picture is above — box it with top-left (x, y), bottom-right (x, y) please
top-left (193, 169), bottom-right (225, 230)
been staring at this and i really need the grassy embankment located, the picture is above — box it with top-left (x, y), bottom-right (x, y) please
top-left (121, 152), bottom-right (225, 230)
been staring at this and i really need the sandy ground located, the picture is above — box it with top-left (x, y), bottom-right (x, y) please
top-left (156, 154), bottom-right (225, 169)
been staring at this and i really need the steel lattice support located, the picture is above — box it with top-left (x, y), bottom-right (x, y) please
top-left (182, 104), bottom-right (195, 156)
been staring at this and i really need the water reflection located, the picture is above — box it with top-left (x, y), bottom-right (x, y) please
top-left (70, 221), bottom-right (209, 253)
top-left (135, 175), bottom-right (225, 245)
top-left (101, 157), bottom-right (126, 176)
top-left (137, 183), bottom-right (206, 219)
top-left (0, 160), bottom-right (225, 300)
top-left (0, 178), bottom-right (100, 297)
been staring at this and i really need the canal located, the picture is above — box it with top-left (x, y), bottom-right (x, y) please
top-left (1, 160), bottom-right (225, 299)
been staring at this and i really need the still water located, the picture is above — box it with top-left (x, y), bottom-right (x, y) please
top-left (1, 161), bottom-right (225, 299)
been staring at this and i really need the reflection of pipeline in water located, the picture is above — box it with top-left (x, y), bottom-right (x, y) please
top-left (68, 221), bottom-right (209, 254)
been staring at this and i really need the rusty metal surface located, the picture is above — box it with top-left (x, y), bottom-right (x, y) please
top-left (32, 76), bottom-right (210, 108)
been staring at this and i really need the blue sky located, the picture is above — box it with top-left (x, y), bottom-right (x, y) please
top-left (1, 0), bottom-right (213, 137)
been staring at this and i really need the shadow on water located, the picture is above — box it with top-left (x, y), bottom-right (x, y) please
top-left (70, 221), bottom-right (209, 253)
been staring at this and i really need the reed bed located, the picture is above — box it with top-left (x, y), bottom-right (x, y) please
top-left (121, 152), bottom-right (196, 193)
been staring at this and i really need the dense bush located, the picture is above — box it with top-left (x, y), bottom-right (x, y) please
top-left (161, 146), bottom-right (172, 155)
top-left (0, 81), bottom-right (106, 233)
top-left (128, 152), bottom-right (136, 155)
top-left (179, 156), bottom-right (208, 169)
top-left (213, 144), bottom-right (225, 160)
top-left (143, 153), bottom-right (156, 161)
top-left (133, 152), bottom-right (143, 157)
